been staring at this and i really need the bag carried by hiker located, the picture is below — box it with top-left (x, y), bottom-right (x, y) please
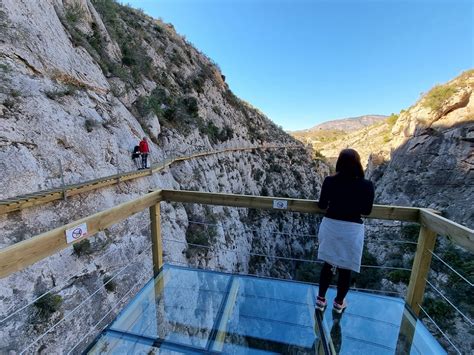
top-left (132, 145), bottom-right (140, 159)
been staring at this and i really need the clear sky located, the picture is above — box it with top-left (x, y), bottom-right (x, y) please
top-left (122, 0), bottom-right (473, 131)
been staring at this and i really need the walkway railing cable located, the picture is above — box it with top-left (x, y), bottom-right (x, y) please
top-left (19, 247), bottom-right (150, 354)
top-left (66, 270), bottom-right (150, 355)
top-left (417, 303), bottom-right (462, 355)
top-left (428, 249), bottom-right (474, 287)
top-left (162, 237), bottom-right (412, 272)
top-left (164, 217), bottom-right (418, 245)
top-left (0, 246), bottom-right (119, 324)
top-left (425, 279), bottom-right (473, 326)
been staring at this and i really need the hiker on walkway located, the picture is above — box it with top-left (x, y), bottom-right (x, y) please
top-left (131, 145), bottom-right (141, 169)
top-left (315, 148), bottom-right (374, 314)
top-left (139, 137), bottom-right (150, 169)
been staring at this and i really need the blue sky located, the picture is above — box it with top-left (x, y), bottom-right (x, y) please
top-left (122, 0), bottom-right (473, 130)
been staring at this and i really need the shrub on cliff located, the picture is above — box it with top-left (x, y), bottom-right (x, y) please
top-left (387, 113), bottom-right (399, 127)
top-left (423, 84), bottom-right (457, 112)
top-left (73, 239), bottom-right (93, 256)
top-left (65, 2), bottom-right (85, 25)
top-left (34, 293), bottom-right (63, 320)
top-left (185, 224), bottom-right (213, 258)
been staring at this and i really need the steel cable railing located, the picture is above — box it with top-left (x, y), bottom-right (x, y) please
top-left (66, 269), bottom-right (151, 355)
top-left (424, 279), bottom-right (473, 326)
top-left (162, 237), bottom-right (412, 272)
top-left (0, 245), bottom-right (120, 324)
top-left (428, 249), bottom-right (474, 287)
top-left (163, 216), bottom-right (419, 246)
top-left (417, 303), bottom-right (462, 354)
top-left (18, 246), bottom-right (151, 354)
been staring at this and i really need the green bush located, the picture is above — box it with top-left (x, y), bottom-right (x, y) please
top-left (423, 85), bottom-right (457, 112)
top-left (92, 0), bottom-right (119, 32)
top-left (182, 96), bottom-right (199, 116)
top-left (248, 255), bottom-right (266, 274)
top-left (65, 2), bottom-right (85, 25)
top-left (401, 224), bottom-right (420, 241)
top-left (10, 89), bottom-right (20, 97)
top-left (353, 249), bottom-right (381, 289)
top-left (185, 224), bottom-right (211, 258)
top-left (200, 121), bottom-right (219, 143)
top-left (73, 239), bottom-right (92, 256)
top-left (295, 262), bottom-right (321, 283)
top-left (218, 125), bottom-right (234, 141)
top-left (387, 113), bottom-right (399, 127)
top-left (103, 275), bottom-right (117, 292)
top-left (85, 119), bottom-right (100, 132)
top-left (422, 297), bottom-right (454, 329)
top-left (3, 98), bottom-right (15, 109)
top-left (45, 85), bottom-right (76, 100)
top-left (269, 163), bottom-right (282, 173)
top-left (388, 270), bottom-right (410, 284)
top-left (163, 107), bottom-right (177, 121)
top-left (34, 293), bottom-right (62, 319)
top-left (253, 169), bottom-right (264, 181)
top-left (91, 0), bottom-right (154, 84)
top-left (0, 63), bottom-right (11, 72)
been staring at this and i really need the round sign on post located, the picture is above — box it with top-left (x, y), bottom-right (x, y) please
top-left (273, 200), bottom-right (288, 210)
top-left (65, 223), bottom-right (88, 244)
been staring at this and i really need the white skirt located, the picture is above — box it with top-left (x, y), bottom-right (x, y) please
top-left (317, 217), bottom-right (365, 273)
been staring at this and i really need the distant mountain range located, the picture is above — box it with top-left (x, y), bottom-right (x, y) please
top-left (292, 115), bottom-right (388, 134)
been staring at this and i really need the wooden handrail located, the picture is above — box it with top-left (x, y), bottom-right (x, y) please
top-left (160, 189), bottom-right (420, 222)
top-left (420, 209), bottom-right (474, 253)
top-left (0, 190), bottom-right (162, 278)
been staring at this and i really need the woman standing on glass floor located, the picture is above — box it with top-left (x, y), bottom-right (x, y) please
top-left (315, 148), bottom-right (375, 313)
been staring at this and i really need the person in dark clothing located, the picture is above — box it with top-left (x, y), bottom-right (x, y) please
top-left (132, 145), bottom-right (141, 169)
top-left (316, 148), bottom-right (374, 313)
top-left (138, 137), bottom-right (150, 169)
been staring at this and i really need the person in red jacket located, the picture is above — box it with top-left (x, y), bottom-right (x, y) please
top-left (138, 137), bottom-right (150, 169)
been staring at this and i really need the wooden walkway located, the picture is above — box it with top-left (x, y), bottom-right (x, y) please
top-left (0, 144), bottom-right (300, 215)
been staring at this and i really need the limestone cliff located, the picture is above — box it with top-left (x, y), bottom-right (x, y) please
top-left (0, 1), bottom-right (328, 353)
top-left (294, 70), bottom-right (473, 227)
top-left (372, 70), bottom-right (474, 227)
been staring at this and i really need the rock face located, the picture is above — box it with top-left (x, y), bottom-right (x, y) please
top-left (294, 70), bottom-right (474, 227)
top-left (0, 1), bottom-right (329, 353)
top-left (373, 71), bottom-right (474, 227)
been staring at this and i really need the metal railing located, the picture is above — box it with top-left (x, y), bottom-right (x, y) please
top-left (0, 189), bottom-right (472, 353)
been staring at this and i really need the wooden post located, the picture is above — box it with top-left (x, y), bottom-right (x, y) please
top-left (405, 225), bottom-right (437, 315)
top-left (150, 203), bottom-right (163, 275)
top-left (58, 159), bottom-right (67, 201)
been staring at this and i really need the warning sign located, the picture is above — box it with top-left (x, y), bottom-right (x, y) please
top-left (65, 223), bottom-right (88, 244)
top-left (273, 200), bottom-right (288, 210)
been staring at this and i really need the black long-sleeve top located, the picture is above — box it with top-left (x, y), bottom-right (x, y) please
top-left (317, 174), bottom-right (375, 224)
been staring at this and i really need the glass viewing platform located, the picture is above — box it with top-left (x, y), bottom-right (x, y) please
top-left (86, 264), bottom-right (446, 354)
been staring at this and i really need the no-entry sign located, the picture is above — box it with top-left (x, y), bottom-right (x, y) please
top-left (65, 223), bottom-right (88, 244)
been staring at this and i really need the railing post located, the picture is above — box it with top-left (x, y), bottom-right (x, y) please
top-left (150, 202), bottom-right (163, 275)
top-left (405, 225), bottom-right (437, 315)
top-left (58, 159), bottom-right (67, 201)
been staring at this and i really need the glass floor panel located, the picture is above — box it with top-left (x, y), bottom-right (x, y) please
top-left (86, 264), bottom-right (446, 354)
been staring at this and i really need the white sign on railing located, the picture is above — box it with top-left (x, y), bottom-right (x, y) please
top-left (65, 223), bottom-right (88, 243)
top-left (273, 200), bottom-right (288, 210)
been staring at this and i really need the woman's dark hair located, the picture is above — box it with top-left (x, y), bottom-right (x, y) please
top-left (335, 148), bottom-right (364, 178)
